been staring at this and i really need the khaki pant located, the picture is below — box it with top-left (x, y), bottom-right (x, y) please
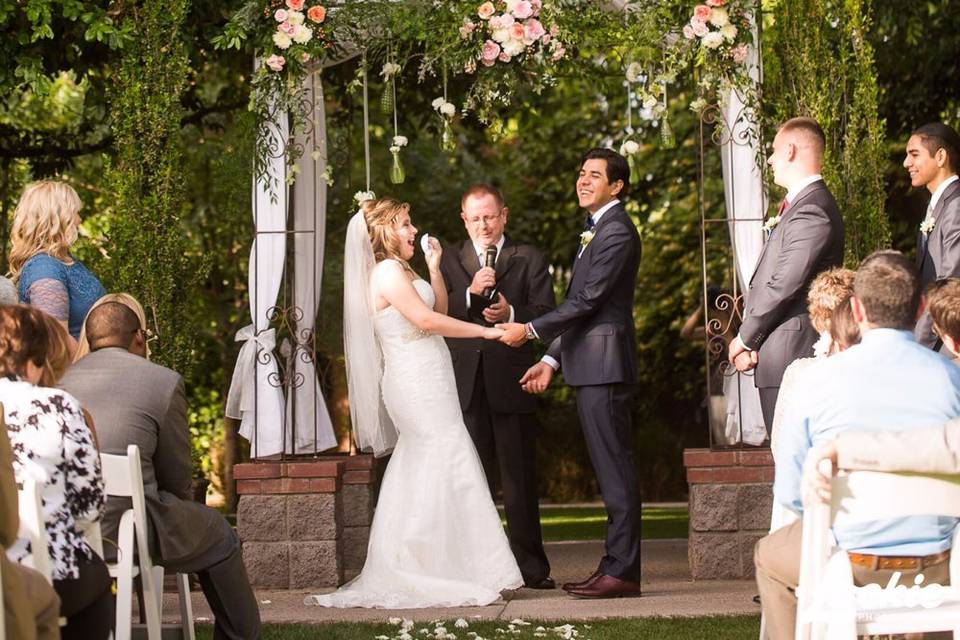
top-left (2, 555), bottom-right (61, 640)
top-left (755, 520), bottom-right (952, 640)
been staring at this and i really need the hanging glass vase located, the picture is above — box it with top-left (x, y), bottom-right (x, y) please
top-left (628, 154), bottom-right (642, 185)
top-left (660, 116), bottom-right (676, 149)
top-left (440, 118), bottom-right (456, 152)
top-left (389, 149), bottom-right (405, 184)
top-left (380, 84), bottom-right (394, 115)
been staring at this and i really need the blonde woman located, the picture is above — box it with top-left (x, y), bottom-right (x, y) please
top-left (10, 181), bottom-right (105, 342)
top-left (75, 293), bottom-right (151, 362)
top-left (305, 197), bottom-right (523, 609)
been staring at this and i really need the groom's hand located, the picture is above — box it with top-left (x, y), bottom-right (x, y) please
top-left (520, 362), bottom-right (554, 394)
top-left (496, 322), bottom-right (528, 347)
top-left (728, 335), bottom-right (749, 365)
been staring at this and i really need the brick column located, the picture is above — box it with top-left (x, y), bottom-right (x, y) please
top-left (684, 448), bottom-right (774, 579)
top-left (235, 454), bottom-right (377, 589)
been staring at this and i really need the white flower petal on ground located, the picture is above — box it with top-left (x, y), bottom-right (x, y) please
top-left (455, 619), bottom-right (469, 629)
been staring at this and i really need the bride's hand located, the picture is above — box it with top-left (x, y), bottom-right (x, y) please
top-left (482, 327), bottom-right (504, 340)
top-left (425, 237), bottom-right (443, 273)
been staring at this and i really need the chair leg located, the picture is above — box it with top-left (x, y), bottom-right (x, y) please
top-left (176, 573), bottom-right (196, 640)
top-left (115, 515), bottom-right (135, 640)
top-left (138, 558), bottom-right (162, 640)
top-left (151, 566), bottom-right (165, 620)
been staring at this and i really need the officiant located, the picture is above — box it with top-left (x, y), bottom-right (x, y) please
top-left (439, 184), bottom-right (556, 589)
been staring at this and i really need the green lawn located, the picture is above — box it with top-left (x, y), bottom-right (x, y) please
top-left (500, 505), bottom-right (688, 542)
top-left (197, 616), bottom-right (758, 639)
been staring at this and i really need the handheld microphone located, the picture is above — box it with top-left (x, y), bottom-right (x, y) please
top-left (483, 245), bottom-right (498, 298)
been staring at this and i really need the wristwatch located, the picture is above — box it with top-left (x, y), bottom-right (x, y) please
top-left (524, 322), bottom-right (537, 342)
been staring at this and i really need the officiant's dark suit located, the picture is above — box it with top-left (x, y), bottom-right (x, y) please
top-left (440, 185), bottom-right (556, 587)
top-left (739, 173), bottom-right (844, 430)
top-left (60, 302), bottom-right (260, 640)
top-left (529, 149), bottom-right (643, 590)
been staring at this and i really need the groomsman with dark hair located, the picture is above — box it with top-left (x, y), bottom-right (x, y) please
top-left (728, 116), bottom-right (845, 431)
top-left (439, 184), bottom-right (556, 589)
top-left (904, 122), bottom-right (960, 349)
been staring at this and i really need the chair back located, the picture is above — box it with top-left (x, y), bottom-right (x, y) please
top-left (16, 477), bottom-right (52, 583)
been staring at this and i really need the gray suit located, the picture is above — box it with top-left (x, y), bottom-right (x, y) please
top-left (740, 179), bottom-right (844, 429)
top-left (916, 178), bottom-right (960, 348)
top-left (60, 348), bottom-right (260, 640)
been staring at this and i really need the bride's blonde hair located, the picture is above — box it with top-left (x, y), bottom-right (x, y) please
top-left (363, 197), bottom-right (413, 272)
top-left (9, 180), bottom-right (82, 280)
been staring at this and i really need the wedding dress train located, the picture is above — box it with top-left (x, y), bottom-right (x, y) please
top-left (306, 277), bottom-right (523, 608)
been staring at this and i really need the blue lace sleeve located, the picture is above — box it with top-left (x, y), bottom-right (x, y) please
top-left (19, 255), bottom-right (70, 321)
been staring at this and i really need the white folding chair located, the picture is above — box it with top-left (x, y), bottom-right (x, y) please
top-left (17, 477), bottom-right (52, 583)
top-left (99, 445), bottom-right (195, 640)
top-left (0, 554), bottom-right (5, 640)
top-left (796, 459), bottom-right (960, 639)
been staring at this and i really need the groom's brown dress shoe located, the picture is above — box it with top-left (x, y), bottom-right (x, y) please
top-left (566, 574), bottom-right (642, 599)
top-left (561, 564), bottom-right (603, 592)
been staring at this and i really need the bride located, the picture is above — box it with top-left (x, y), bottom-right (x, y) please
top-left (305, 197), bottom-right (523, 609)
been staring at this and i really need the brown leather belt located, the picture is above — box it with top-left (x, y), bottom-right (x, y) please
top-left (847, 550), bottom-right (950, 571)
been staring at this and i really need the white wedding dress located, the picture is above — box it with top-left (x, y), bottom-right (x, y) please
top-left (306, 276), bottom-right (523, 608)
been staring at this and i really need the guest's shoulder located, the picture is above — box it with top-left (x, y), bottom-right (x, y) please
top-left (19, 253), bottom-right (68, 281)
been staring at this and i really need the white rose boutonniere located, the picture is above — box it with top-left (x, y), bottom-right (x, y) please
top-left (580, 229), bottom-right (595, 249)
top-left (920, 215), bottom-right (935, 236)
top-left (763, 215), bottom-right (781, 233)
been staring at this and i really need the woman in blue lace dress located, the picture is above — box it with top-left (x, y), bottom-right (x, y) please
top-left (10, 181), bottom-right (106, 346)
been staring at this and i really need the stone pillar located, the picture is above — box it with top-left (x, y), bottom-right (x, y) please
top-left (235, 454), bottom-right (377, 588)
top-left (684, 448), bottom-right (773, 579)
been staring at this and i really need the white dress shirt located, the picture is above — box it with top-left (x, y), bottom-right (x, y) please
top-left (929, 174), bottom-right (960, 215)
top-left (465, 234), bottom-right (514, 323)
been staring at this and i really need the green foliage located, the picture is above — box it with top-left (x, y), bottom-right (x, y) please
top-left (104, 0), bottom-right (199, 376)
top-left (188, 389), bottom-right (226, 485)
top-left (764, 0), bottom-right (890, 263)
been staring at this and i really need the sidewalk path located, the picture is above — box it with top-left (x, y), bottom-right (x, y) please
top-left (163, 539), bottom-right (760, 625)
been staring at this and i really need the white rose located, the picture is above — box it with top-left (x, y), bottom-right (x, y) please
top-left (272, 31), bottom-right (292, 49)
top-left (502, 37), bottom-right (525, 57)
top-left (287, 10), bottom-right (305, 25)
top-left (492, 27), bottom-right (510, 43)
top-left (720, 23), bottom-right (738, 40)
top-left (709, 7), bottom-right (729, 27)
top-left (440, 102), bottom-right (456, 117)
top-left (431, 97), bottom-right (446, 110)
top-left (505, 0), bottom-right (519, 11)
top-left (392, 135), bottom-right (408, 147)
top-left (702, 31), bottom-right (724, 49)
top-left (292, 24), bottom-right (312, 44)
top-left (354, 190), bottom-right (376, 203)
top-left (620, 140), bottom-right (640, 155)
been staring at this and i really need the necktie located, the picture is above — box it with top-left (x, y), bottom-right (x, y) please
top-left (777, 198), bottom-right (789, 217)
top-left (583, 214), bottom-right (596, 232)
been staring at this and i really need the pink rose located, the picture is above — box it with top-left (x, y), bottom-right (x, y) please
top-left (285, 0), bottom-right (304, 10)
top-left (489, 14), bottom-right (504, 29)
top-left (481, 39), bottom-right (501, 62)
top-left (274, 9), bottom-right (288, 22)
top-left (551, 45), bottom-right (565, 61)
top-left (549, 23), bottom-right (560, 37)
top-left (306, 6), bottom-right (326, 22)
top-left (481, 56), bottom-right (496, 67)
top-left (301, 52), bottom-right (311, 62)
top-left (498, 51), bottom-right (511, 63)
top-left (477, 2), bottom-right (495, 20)
top-left (693, 4), bottom-right (711, 21)
top-left (266, 54), bottom-right (286, 71)
top-left (683, 24), bottom-right (695, 39)
top-left (510, 22), bottom-right (525, 40)
top-left (279, 21), bottom-right (295, 35)
top-left (530, 0), bottom-right (542, 16)
top-left (523, 18), bottom-right (545, 44)
top-left (541, 33), bottom-right (551, 44)
top-left (512, 0), bottom-right (533, 19)
top-left (730, 43), bottom-right (748, 63)
top-left (691, 19), bottom-right (709, 37)
top-left (706, 0), bottom-right (725, 5)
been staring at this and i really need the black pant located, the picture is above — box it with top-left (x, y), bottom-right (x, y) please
top-left (54, 552), bottom-right (114, 640)
top-left (575, 383), bottom-right (641, 582)
top-left (462, 361), bottom-right (550, 584)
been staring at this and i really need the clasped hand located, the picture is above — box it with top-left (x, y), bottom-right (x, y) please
top-left (728, 336), bottom-right (759, 372)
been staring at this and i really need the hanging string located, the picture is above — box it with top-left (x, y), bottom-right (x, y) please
top-left (626, 81), bottom-right (633, 133)
top-left (362, 50), bottom-right (371, 191)
top-left (392, 48), bottom-right (399, 139)
top-left (442, 63), bottom-right (448, 104)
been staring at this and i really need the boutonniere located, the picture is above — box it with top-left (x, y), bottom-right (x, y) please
top-left (920, 215), bottom-right (936, 236)
top-left (580, 230), bottom-right (595, 248)
top-left (763, 215), bottom-right (781, 233)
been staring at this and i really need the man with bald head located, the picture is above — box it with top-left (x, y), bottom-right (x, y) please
top-left (728, 117), bottom-right (845, 432)
top-left (60, 301), bottom-right (260, 640)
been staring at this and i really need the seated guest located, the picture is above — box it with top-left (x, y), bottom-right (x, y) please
top-left (75, 292), bottom-right (152, 362)
top-left (10, 181), bottom-right (106, 344)
top-left (0, 305), bottom-right (112, 640)
top-left (754, 250), bottom-right (960, 640)
top-left (0, 276), bottom-right (17, 306)
top-left (60, 300), bottom-right (261, 640)
top-left (926, 278), bottom-right (960, 365)
top-left (1, 415), bottom-right (61, 640)
top-left (827, 294), bottom-right (861, 352)
top-left (770, 268), bottom-right (855, 455)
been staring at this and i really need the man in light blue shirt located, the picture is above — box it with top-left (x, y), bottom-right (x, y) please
top-left (755, 250), bottom-right (960, 639)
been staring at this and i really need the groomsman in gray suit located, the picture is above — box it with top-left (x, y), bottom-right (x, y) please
top-left (60, 302), bottom-right (260, 640)
top-left (728, 117), bottom-right (845, 431)
top-left (904, 122), bottom-right (960, 349)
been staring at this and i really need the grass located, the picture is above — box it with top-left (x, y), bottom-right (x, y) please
top-left (196, 616), bottom-right (759, 640)
top-left (500, 505), bottom-right (688, 542)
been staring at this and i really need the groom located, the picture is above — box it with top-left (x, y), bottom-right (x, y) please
top-left (498, 148), bottom-right (643, 599)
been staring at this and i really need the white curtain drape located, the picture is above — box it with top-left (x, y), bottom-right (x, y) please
top-left (225, 88), bottom-right (288, 458)
top-left (718, 16), bottom-right (767, 447)
top-left (286, 71), bottom-right (337, 454)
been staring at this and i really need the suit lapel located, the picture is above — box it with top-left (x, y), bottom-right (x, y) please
top-left (750, 180), bottom-right (825, 285)
top-left (458, 240), bottom-right (481, 279)
top-left (495, 238), bottom-right (518, 282)
top-left (571, 204), bottom-right (624, 283)
top-left (920, 180), bottom-right (960, 267)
